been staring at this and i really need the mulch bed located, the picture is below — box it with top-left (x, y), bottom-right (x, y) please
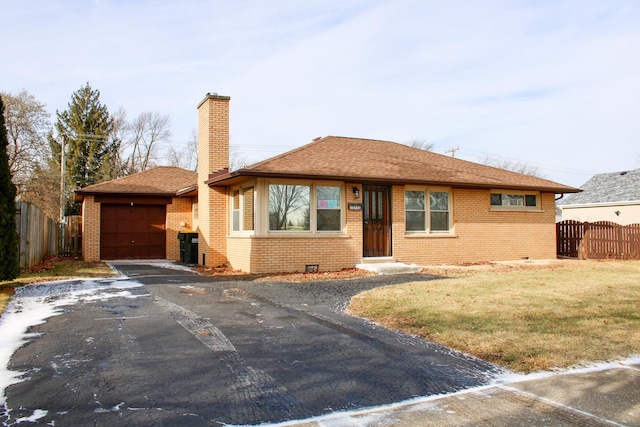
top-left (194, 266), bottom-right (374, 282)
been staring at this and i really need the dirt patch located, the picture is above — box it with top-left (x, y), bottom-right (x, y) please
top-left (0, 285), bottom-right (16, 296)
top-left (21, 256), bottom-right (63, 274)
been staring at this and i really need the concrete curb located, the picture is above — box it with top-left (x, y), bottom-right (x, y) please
top-left (275, 360), bottom-right (640, 426)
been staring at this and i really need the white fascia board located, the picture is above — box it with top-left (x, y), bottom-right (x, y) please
top-left (560, 200), bottom-right (640, 209)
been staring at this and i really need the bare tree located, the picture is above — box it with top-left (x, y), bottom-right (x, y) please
top-left (105, 107), bottom-right (129, 178)
top-left (122, 112), bottom-right (171, 174)
top-left (480, 155), bottom-right (545, 178)
top-left (1, 90), bottom-right (51, 196)
top-left (166, 129), bottom-right (249, 172)
top-left (405, 138), bottom-right (435, 151)
top-left (167, 130), bottom-right (198, 171)
top-left (230, 145), bottom-right (249, 171)
top-left (20, 163), bottom-right (61, 220)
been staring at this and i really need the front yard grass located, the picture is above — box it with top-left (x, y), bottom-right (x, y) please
top-left (0, 257), bottom-right (114, 314)
top-left (348, 260), bottom-right (640, 373)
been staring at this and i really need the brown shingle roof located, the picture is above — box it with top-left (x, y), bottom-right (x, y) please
top-left (208, 136), bottom-right (579, 193)
top-left (76, 167), bottom-right (197, 197)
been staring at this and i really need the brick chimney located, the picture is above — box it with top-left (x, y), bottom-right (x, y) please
top-left (196, 93), bottom-right (230, 267)
top-left (197, 93), bottom-right (230, 178)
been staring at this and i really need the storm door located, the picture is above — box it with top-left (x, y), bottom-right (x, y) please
top-left (363, 185), bottom-right (391, 257)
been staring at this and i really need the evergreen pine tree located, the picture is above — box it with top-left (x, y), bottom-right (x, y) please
top-left (0, 95), bottom-right (20, 280)
top-left (53, 83), bottom-right (115, 215)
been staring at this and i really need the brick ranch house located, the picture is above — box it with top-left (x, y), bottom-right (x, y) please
top-left (76, 93), bottom-right (580, 273)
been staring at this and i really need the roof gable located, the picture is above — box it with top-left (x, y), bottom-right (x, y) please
top-left (76, 167), bottom-right (197, 197)
top-left (211, 136), bottom-right (578, 193)
top-left (561, 168), bottom-right (640, 205)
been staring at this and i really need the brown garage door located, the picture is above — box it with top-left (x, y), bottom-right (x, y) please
top-left (100, 204), bottom-right (166, 259)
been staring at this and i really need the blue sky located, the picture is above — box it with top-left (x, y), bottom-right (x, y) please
top-left (2, 0), bottom-right (639, 187)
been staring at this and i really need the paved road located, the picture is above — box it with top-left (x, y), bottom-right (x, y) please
top-left (3, 263), bottom-right (503, 426)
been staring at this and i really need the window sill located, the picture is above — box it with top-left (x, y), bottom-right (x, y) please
top-left (228, 233), bottom-right (255, 238)
top-left (254, 232), bottom-right (350, 239)
top-left (490, 208), bottom-right (544, 213)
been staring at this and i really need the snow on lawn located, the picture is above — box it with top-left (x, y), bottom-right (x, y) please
top-left (107, 260), bottom-right (196, 273)
top-left (0, 278), bottom-right (144, 422)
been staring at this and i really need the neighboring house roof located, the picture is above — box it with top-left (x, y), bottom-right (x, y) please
top-left (75, 166), bottom-right (197, 200)
top-left (560, 168), bottom-right (640, 206)
top-left (208, 136), bottom-right (579, 193)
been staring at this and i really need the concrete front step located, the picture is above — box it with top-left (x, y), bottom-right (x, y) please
top-left (356, 261), bottom-right (422, 275)
top-left (359, 256), bottom-right (396, 264)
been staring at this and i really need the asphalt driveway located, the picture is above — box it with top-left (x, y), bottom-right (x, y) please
top-left (2, 262), bottom-right (503, 426)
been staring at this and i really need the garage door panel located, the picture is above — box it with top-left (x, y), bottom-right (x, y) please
top-left (101, 246), bottom-right (115, 260)
top-left (100, 204), bottom-right (166, 260)
top-left (118, 218), bottom-right (134, 228)
top-left (101, 233), bottom-right (116, 247)
top-left (148, 246), bottom-right (165, 258)
top-left (101, 219), bottom-right (119, 233)
top-left (134, 234), bottom-right (149, 246)
top-left (148, 234), bottom-right (165, 246)
top-left (100, 205), bottom-right (117, 220)
top-left (150, 223), bottom-right (165, 232)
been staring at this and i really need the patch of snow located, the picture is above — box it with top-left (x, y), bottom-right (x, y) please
top-left (107, 260), bottom-right (195, 273)
top-left (12, 408), bottom-right (48, 423)
top-left (152, 262), bottom-right (196, 272)
top-left (491, 355), bottom-right (640, 386)
top-left (0, 278), bottom-right (144, 421)
top-left (94, 401), bottom-right (125, 413)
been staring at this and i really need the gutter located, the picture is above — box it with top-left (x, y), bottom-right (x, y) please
top-left (205, 170), bottom-right (581, 194)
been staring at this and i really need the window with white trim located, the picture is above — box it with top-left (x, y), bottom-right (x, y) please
top-left (405, 190), bottom-right (425, 231)
top-left (231, 185), bottom-right (255, 232)
top-left (267, 183), bottom-right (343, 232)
top-left (405, 189), bottom-right (451, 232)
top-left (232, 189), bottom-right (240, 231)
top-left (269, 184), bottom-right (311, 231)
top-left (490, 192), bottom-right (539, 210)
top-left (430, 191), bottom-right (450, 231)
top-left (316, 186), bottom-right (341, 231)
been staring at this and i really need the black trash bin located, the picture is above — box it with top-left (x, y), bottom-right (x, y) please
top-left (178, 232), bottom-right (199, 264)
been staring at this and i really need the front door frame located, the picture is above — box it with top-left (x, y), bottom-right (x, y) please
top-left (362, 184), bottom-right (392, 257)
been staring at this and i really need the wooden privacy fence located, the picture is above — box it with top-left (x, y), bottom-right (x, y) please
top-left (16, 202), bottom-right (60, 269)
top-left (557, 220), bottom-right (640, 260)
top-left (61, 215), bottom-right (82, 257)
top-left (15, 203), bottom-right (83, 269)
